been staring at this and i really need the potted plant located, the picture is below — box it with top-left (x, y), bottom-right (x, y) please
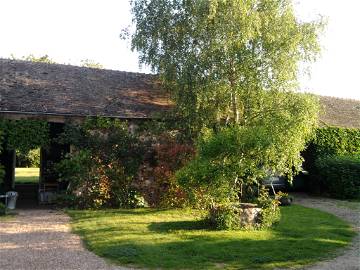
top-left (276, 191), bottom-right (293, 206)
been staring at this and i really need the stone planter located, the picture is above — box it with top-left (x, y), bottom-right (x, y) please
top-left (238, 203), bottom-right (262, 227)
top-left (209, 202), bottom-right (262, 229)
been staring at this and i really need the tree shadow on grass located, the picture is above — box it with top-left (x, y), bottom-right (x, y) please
top-left (96, 236), bottom-right (350, 269)
top-left (148, 219), bottom-right (211, 232)
top-left (68, 208), bottom-right (170, 220)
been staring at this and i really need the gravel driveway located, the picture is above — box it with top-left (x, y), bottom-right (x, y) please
top-left (0, 209), bottom-right (131, 270)
top-left (293, 193), bottom-right (360, 270)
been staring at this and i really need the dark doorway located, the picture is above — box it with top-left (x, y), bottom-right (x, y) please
top-left (1, 122), bottom-right (70, 208)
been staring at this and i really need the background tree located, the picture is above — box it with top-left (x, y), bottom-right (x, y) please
top-left (80, 59), bottom-right (104, 69)
top-left (130, 0), bottom-right (324, 212)
top-left (11, 54), bottom-right (56, 64)
top-left (11, 54), bottom-right (103, 68)
top-left (130, 0), bottom-right (324, 133)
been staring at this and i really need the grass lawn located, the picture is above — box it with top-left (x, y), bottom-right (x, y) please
top-left (68, 205), bottom-right (355, 269)
top-left (15, 167), bottom-right (39, 184)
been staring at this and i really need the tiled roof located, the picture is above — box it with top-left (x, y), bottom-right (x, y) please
top-left (319, 95), bottom-right (360, 129)
top-left (0, 58), bottom-right (359, 128)
top-left (0, 58), bottom-right (171, 119)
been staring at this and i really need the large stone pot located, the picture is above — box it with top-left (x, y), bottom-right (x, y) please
top-left (237, 203), bottom-right (262, 227)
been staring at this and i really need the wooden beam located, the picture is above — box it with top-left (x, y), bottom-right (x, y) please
top-left (0, 148), bottom-right (16, 191)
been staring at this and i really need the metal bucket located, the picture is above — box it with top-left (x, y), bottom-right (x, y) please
top-left (6, 191), bottom-right (18, 210)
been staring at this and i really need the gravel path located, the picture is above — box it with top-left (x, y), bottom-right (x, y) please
top-left (293, 193), bottom-right (360, 270)
top-left (0, 209), bottom-right (131, 270)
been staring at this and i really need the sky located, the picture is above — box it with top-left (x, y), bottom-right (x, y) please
top-left (0, 0), bottom-right (359, 100)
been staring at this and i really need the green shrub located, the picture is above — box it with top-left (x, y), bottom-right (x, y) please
top-left (313, 127), bottom-right (360, 156)
top-left (303, 127), bottom-right (360, 196)
top-left (55, 119), bottom-right (145, 209)
top-left (314, 155), bottom-right (360, 199)
top-left (0, 202), bottom-right (6, 216)
top-left (257, 187), bottom-right (281, 229)
top-left (208, 187), bottom-right (280, 230)
top-left (304, 127), bottom-right (360, 172)
top-left (208, 203), bottom-right (244, 230)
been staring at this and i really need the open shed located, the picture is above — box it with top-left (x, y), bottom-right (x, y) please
top-left (0, 58), bottom-right (171, 203)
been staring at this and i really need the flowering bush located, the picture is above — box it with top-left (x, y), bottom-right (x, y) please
top-left (136, 134), bottom-right (194, 207)
top-left (55, 120), bottom-right (145, 209)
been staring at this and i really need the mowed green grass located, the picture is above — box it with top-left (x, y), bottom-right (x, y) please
top-left (68, 205), bottom-right (355, 269)
top-left (15, 167), bottom-right (39, 184)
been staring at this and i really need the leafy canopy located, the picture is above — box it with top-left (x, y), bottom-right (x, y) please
top-left (177, 94), bottom-right (319, 205)
top-left (130, 0), bottom-right (323, 206)
top-left (131, 0), bottom-right (324, 132)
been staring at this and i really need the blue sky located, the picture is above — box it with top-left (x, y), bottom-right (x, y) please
top-left (0, 0), bottom-right (359, 100)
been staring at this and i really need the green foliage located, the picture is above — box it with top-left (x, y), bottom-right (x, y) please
top-left (80, 59), bottom-right (104, 69)
top-left (177, 119), bottom-right (318, 207)
top-left (0, 119), bottom-right (46, 187)
top-left (314, 155), bottom-right (360, 199)
top-left (276, 191), bottom-right (293, 206)
top-left (0, 202), bottom-right (6, 216)
top-left (313, 127), bottom-right (360, 156)
top-left (11, 54), bottom-right (103, 68)
top-left (257, 187), bottom-right (281, 228)
top-left (304, 127), bottom-right (360, 197)
top-left (207, 187), bottom-right (280, 231)
top-left (131, 0), bottom-right (324, 133)
top-left (0, 119), bottom-right (49, 153)
top-left (0, 128), bottom-right (4, 186)
top-left (16, 148), bottom-right (40, 167)
top-left (131, 0), bottom-right (322, 230)
top-left (208, 203), bottom-right (244, 230)
top-left (55, 118), bottom-right (145, 209)
top-left (11, 54), bottom-right (56, 64)
top-left (208, 189), bottom-right (280, 231)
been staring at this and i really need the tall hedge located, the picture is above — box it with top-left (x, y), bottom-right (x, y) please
top-left (304, 127), bottom-right (360, 198)
top-left (313, 127), bottom-right (360, 156)
top-left (315, 155), bottom-right (360, 199)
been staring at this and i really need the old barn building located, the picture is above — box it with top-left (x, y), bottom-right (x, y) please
top-left (0, 58), bottom-right (359, 203)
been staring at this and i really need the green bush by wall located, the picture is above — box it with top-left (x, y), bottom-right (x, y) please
top-left (312, 127), bottom-right (360, 156)
top-left (304, 127), bottom-right (360, 198)
top-left (314, 155), bottom-right (360, 199)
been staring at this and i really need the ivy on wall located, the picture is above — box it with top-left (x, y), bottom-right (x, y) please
top-left (0, 129), bottom-right (4, 185)
top-left (0, 119), bottom-right (50, 153)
